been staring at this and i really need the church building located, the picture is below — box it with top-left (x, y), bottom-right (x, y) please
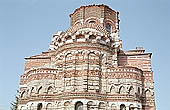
top-left (18, 4), bottom-right (156, 110)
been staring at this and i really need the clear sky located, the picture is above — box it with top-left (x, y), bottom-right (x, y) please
top-left (0, 0), bottom-right (169, 110)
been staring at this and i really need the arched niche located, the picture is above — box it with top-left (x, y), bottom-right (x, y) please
top-left (88, 52), bottom-right (100, 65)
top-left (65, 53), bottom-right (72, 63)
top-left (110, 86), bottom-right (116, 94)
top-left (47, 86), bottom-right (53, 94)
top-left (75, 101), bottom-right (83, 110)
top-left (65, 53), bottom-right (73, 70)
top-left (129, 86), bottom-right (134, 95)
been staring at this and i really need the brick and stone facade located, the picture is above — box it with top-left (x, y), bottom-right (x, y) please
top-left (18, 4), bottom-right (156, 110)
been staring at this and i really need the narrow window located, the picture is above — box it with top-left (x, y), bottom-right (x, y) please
top-left (37, 103), bottom-right (42, 110)
top-left (106, 23), bottom-right (111, 32)
top-left (129, 86), bottom-right (134, 95)
top-left (120, 104), bottom-right (126, 110)
top-left (30, 103), bottom-right (34, 110)
top-left (21, 91), bottom-right (25, 98)
top-left (47, 86), bottom-right (53, 94)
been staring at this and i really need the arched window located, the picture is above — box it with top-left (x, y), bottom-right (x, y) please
top-left (47, 86), bottom-right (53, 94)
top-left (21, 91), bottom-right (25, 98)
top-left (37, 103), bottom-right (43, 110)
top-left (106, 23), bottom-right (111, 32)
top-left (119, 86), bottom-right (126, 94)
top-left (120, 104), bottom-right (126, 110)
top-left (129, 86), bottom-right (134, 95)
top-left (37, 86), bottom-right (43, 94)
top-left (110, 86), bottom-right (115, 94)
top-left (75, 101), bottom-right (83, 110)
top-left (46, 103), bottom-right (52, 110)
top-left (30, 87), bottom-right (35, 95)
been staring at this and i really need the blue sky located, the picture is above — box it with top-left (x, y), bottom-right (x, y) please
top-left (0, 0), bottom-right (170, 109)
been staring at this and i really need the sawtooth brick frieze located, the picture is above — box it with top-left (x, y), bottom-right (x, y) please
top-left (18, 4), bottom-right (156, 110)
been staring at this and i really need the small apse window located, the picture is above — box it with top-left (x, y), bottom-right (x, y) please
top-left (106, 23), bottom-right (111, 32)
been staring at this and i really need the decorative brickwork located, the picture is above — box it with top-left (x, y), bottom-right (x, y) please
top-left (18, 4), bottom-right (156, 110)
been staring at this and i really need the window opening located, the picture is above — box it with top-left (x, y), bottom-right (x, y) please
top-left (75, 102), bottom-right (83, 110)
top-left (106, 23), bottom-right (111, 32)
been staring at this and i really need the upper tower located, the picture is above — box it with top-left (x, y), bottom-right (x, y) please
top-left (49, 4), bottom-right (121, 52)
top-left (70, 4), bottom-right (119, 33)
